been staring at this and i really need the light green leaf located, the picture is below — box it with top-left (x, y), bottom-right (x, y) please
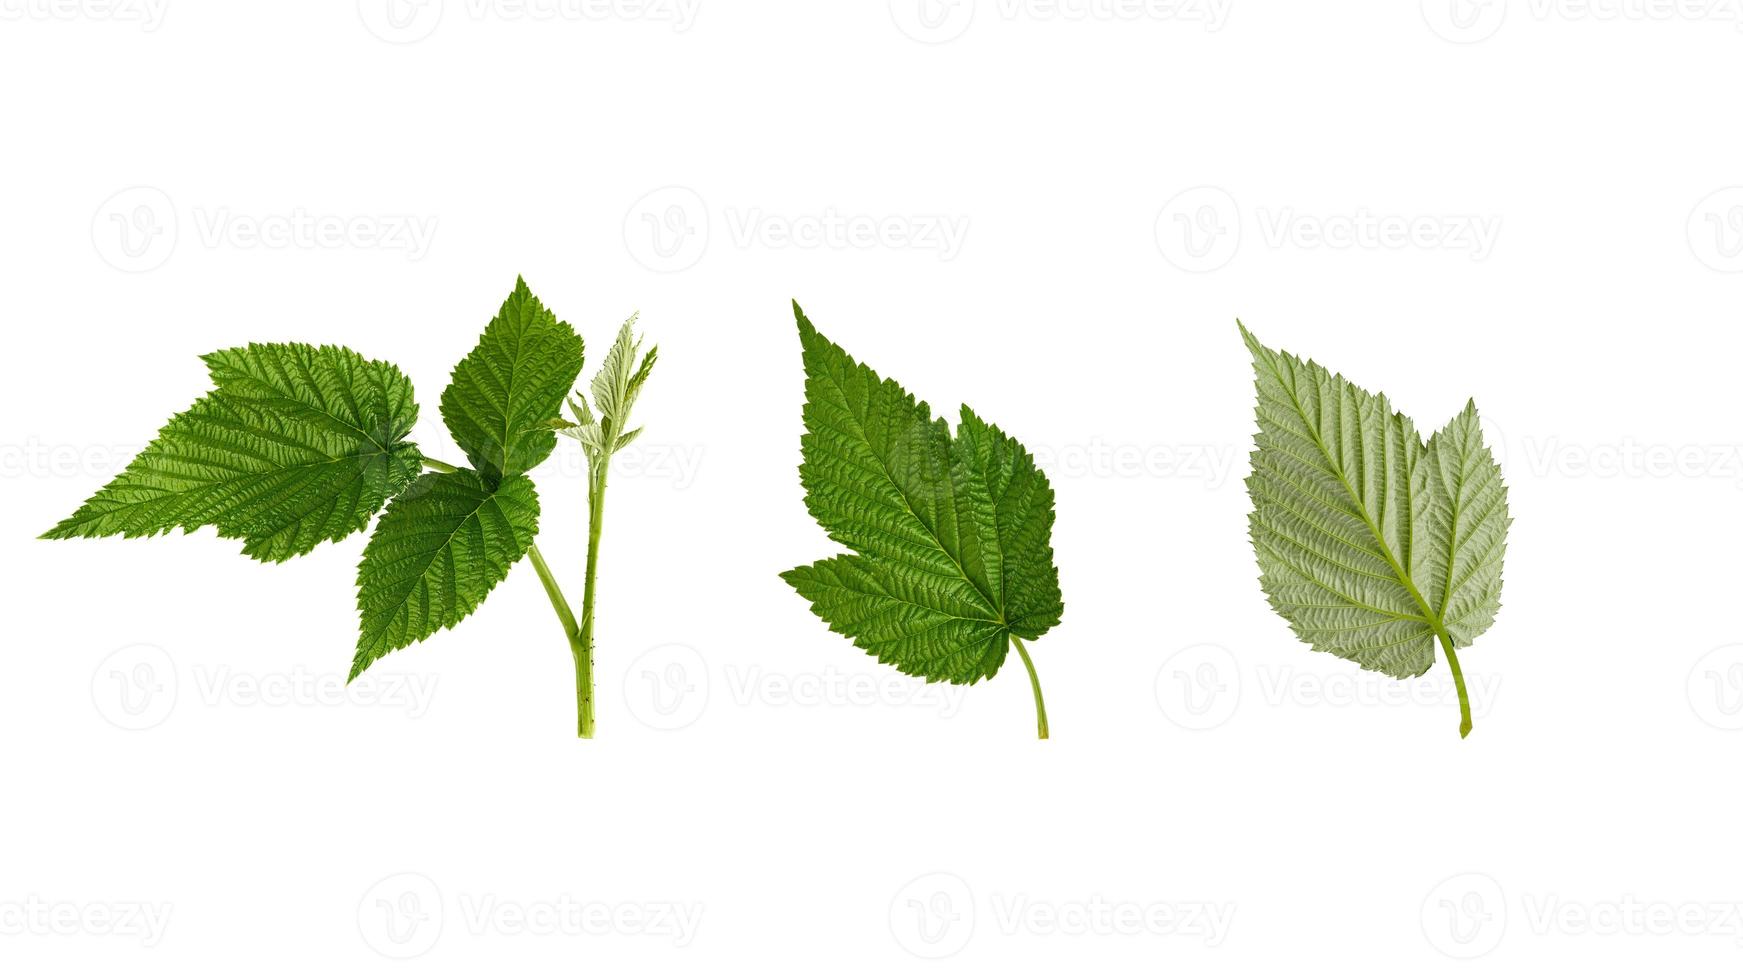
top-left (589, 315), bottom-right (655, 426)
top-left (352, 469), bottom-right (540, 679)
top-left (42, 343), bottom-right (421, 562)
top-left (1241, 323), bottom-right (1509, 736)
top-left (780, 304), bottom-right (1063, 689)
top-left (440, 278), bottom-right (585, 485)
top-left (1425, 403), bottom-right (1510, 648)
top-left (568, 393), bottom-right (595, 427)
top-left (614, 426), bottom-right (643, 452)
top-left (559, 422), bottom-right (608, 456)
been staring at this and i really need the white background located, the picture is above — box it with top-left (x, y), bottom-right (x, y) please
top-left (4, 0), bottom-right (1742, 975)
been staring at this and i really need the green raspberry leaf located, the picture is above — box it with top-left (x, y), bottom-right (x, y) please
top-left (1240, 323), bottom-right (1510, 737)
top-left (351, 468), bottom-right (540, 679)
top-left (42, 343), bottom-right (421, 562)
top-left (779, 303), bottom-right (1064, 693)
top-left (440, 277), bottom-right (585, 485)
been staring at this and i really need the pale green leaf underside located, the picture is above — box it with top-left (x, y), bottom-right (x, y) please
top-left (568, 319), bottom-right (657, 466)
top-left (352, 469), bottom-right (539, 679)
top-left (781, 304), bottom-right (1063, 685)
top-left (43, 343), bottom-right (421, 562)
top-left (1242, 325), bottom-right (1509, 678)
top-left (440, 277), bottom-right (585, 485)
top-left (590, 316), bottom-right (655, 426)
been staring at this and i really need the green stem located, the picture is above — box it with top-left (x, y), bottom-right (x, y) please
top-left (575, 457), bottom-right (609, 739)
top-left (1436, 631), bottom-right (1473, 739)
top-left (1011, 637), bottom-right (1049, 740)
top-left (423, 455), bottom-right (593, 738)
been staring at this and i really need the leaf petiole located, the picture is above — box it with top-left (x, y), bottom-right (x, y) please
top-left (527, 540), bottom-right (591, 738)
top-left (1011, 637), bottom-right (1049, 740)
top-left (1436, 631), bottom-right (1473, 739)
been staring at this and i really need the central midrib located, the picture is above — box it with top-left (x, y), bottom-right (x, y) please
top-left (1269, 359), bottom-right (1447, 638)
top-left (822, 369), bottom-right (1005, 627)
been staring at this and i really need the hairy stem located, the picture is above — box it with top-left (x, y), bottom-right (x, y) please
top-left (1436, 631), bottom-right (1473, 739)
top-left (1011, 636), bottom-right (1049, 740)
top-left (574, 457), bottom-right (609, 739)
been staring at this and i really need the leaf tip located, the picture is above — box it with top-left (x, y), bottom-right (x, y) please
top-left (1236, 321), bottom-right (1270, 363)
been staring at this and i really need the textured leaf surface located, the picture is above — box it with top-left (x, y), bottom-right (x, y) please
top-left (780, 305), bottom-right (1063, 684)
top-left (1242, 325), bottom-right (1509, 679)
top-left (560, 318), bottom-right (657, 466)
top-left (43, 343), bottom-right (421, 562)
top-left (440, 278), bottom-right (585, 485)
top-left (352, 469), bottom-right (539, 678)
top-left (1425, 404), bottom-right (1510, 646)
